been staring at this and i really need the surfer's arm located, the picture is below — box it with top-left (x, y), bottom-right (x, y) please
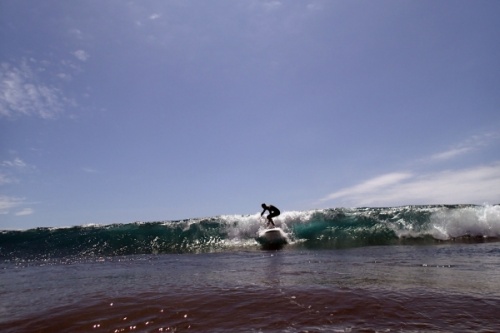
top-left (260, 208), bottom-right (267, 216)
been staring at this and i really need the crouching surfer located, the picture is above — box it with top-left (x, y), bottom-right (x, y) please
top-left (261, 203), bottom-right (280, 228)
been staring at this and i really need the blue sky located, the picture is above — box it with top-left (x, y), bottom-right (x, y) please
top-left (1, 0), bottom-right (499, 230)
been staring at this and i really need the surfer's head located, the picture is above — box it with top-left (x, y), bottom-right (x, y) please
top-left (262, 203), bottom-right (267, 209)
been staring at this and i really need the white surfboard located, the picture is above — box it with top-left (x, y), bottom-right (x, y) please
top-left (260, 228), bottom-right (285, 241)
top-left (257, 227), bottom-right (287, 249)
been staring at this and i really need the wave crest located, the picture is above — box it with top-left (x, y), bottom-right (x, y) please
top-left (1, 205), bottom-right (499, 260)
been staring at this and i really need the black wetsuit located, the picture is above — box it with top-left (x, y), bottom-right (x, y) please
top-left (262, 205), bottom-right (280, 221)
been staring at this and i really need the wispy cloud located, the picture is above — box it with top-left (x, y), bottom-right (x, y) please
top-left (81, 167), bottom-right (99, 174)
top-left (0, 173), bottom-right (16, 185)
top-left (15, 207), bottom-right (34, 216)
top-left (0, 157), bottom-right (35, 217)
top-left (320, 163), bottom-right (500, 207)
top-left (320, 172), bottom-right (413, 203)
top-left (0, 173), bottom-right (14, 185)
top-left (0, 60), bottom-right (74, 119)
top-left (69, 28), bottom-right (84, 40)
top-left (0, 158), bottom-right (32, 184)
top-left (428, 132), bottom-right (499, 162)
top-left (1, 157), bottom-right (35, 176)
top-left (263, 1), bottom-right (282, 11)
top-left (430, 147), bottom-right (472, 161)
top-left (1, 157), bottom-right (28, 169)
top-left (73, 50), bottom-right (90, 62)
top-left (149, 13), bottom-right (161, 20)
top-left (0, 195), bottom-right (25, 215)
top-left (307, 2), bottom-right (323, 11)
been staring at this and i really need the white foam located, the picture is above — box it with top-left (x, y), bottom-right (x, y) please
top-left (429, 205), bottom-right (500, 240)
top-left (220, 214), bottom-right (263, 241)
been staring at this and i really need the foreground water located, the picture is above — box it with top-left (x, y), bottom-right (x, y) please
top-left (1, 242), bottom-right (500, 332)
top-left (1, 205), bottom-right (499, 332)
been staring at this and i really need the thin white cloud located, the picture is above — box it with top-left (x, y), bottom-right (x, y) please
top-left (0, 173), bottom-right (16, 185)
top-left (0, 60), bottom-right (72, 119)
top-left (430, 147), bottom-right (472, 161)
top-left (263, 1), bottom-right (282, 11)
top-left (307, 2), bottom-right (323, 11)
top-left (320, 172), bottom-right (413, 203)
top-left (69, 28), bottom-right (84, 40)
top-left (0, 158), bottom-right (31, 185)
top-left (57, 72), bottom-right (72, 81)
top-left (73, 50), bottom-right (89, 62)
top-left (428, 132), bottom-right (499, 162)
top-left (15, 207), bottom-right (34, 216)
top-left (0, 157), bottom-right (35, 217)
top-left (1, 158), bottom-right (35, 176)
top-left (82, 167), bottom-right (99, 174)
top-left (149, 13), bottom-right (161, 20)
top-left (320, 163), bottom-right (500, 207)
top-left (0, 195), bottom-right (25, 215)
top-left (1, 157), bottom-right (28, 169)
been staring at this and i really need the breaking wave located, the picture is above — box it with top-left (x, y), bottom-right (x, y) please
top-left (1, 205), bottom-right (499, 260)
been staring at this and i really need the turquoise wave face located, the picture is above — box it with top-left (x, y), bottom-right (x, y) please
top-left (0, 219), bottom-right (230, 260)
top-left (1, 205), bottom-right (499, 260)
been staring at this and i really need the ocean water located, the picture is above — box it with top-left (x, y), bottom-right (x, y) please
top-left (1, 205), bottom-right (500, 332)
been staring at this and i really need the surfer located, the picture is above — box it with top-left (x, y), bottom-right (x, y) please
top-left (261, 203), bottom-right (280, 228)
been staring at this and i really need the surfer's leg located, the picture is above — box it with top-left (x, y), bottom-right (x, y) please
top-left (267, 216), bottom-right (275, 227)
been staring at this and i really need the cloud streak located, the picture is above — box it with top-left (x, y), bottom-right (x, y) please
top-left (0, 195), bottom-right (25, 215)
top-left (81, 167), bottom-right (99, 174)
top-left (15, 208), bottom-right (34, 216)
top-left (149, 13), bottom-right (161, 20)
top-left (0, 173), bottom-right (16, 185)
top-left (428, 132), bottom-right (499, 162)
top-left (320, 162), bottom-right (500, 207)
top-left (320, 172), bottom-right (413, 203)
top-left (0, 60), bottom-right (74, 119)
top-left (1, 157), bottom-right (28, 169)
top-left (73, 50), bottom-right (90, 62)
top-left (0, 157), bottom-right (35, 217)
